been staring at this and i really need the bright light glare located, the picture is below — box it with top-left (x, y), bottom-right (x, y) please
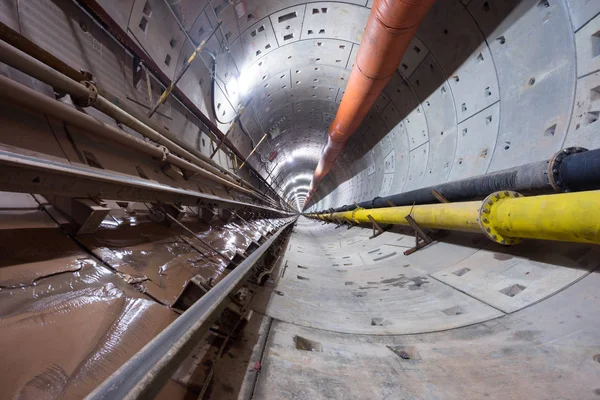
top-left (237, 68), bottom-right (254, 96)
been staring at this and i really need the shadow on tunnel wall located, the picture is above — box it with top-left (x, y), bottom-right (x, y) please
top-left (310, 0), bottom-right (545, 207)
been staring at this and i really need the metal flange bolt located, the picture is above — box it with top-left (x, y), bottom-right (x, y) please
top-left (548, 147), bottom-right (587, 192)
top-left (478, 190), bottom-right (523, 246)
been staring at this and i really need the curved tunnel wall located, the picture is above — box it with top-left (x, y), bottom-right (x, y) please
top-left (186, 0), bottom-right (600, 211)
top-left (38, 0), bottom-right (600, 210)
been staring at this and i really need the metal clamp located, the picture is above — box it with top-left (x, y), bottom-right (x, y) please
top-left (72, 81), bottom-right (98, 107)
top-left (548, 147), bottom-right (587, 192)
top-left (479, 191), bottom-right (522, 245)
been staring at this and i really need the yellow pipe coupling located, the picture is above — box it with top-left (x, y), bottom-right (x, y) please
top-left (480, 190), bottom-right (600, 245)
top-left (479, 191), bottom-right (523, 245)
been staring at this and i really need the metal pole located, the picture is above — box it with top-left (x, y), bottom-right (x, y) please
top-left (85, 219), bottom-right (295, 400)
top-left (147, 21), bottom-right (222, 118)
top-left (238, 133), bottom-right (268, 170)
top-left (0, 40), bottom-right (278, 202)
top-left (76, 0), bottom-right (282, 200)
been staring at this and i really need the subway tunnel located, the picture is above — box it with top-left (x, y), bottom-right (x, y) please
top-left (0, 0), bottom-right (600, 399)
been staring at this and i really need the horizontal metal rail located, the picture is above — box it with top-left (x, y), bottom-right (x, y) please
top-left (85, 219), bottom-right (295, 400)
top-left (0, 148), bottom-right (289, 216)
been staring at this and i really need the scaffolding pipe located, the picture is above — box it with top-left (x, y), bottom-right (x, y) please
top-left (311, 191), bottom-right (600, 246)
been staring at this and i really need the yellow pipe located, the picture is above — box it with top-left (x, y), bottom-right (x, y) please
top-left (328, 201), bottom-right (482, 233)
top-left (489, 190), bottom-right (600, 244)
top-left (314, 191), bottom-right (600, 245)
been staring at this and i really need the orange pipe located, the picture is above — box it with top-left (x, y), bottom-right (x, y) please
top-left (304, 0), bottom-right (435, 209)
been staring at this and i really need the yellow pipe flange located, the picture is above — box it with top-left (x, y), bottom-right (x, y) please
top-left (478, 190), bottom-right (523, 245)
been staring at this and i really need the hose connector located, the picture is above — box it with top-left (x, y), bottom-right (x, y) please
top-left (478, 190), bottom-right (523, 245)
top-left (548, 147), bottom-right (588, 192)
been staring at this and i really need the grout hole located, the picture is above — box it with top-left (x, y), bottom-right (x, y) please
top-left (496, 35), bottom-right (506, 45)
top-left (142, 1), bottom-right (152, 16)
top-left (486, 115), bottom-right (492, 124)
top-left (278, 11), bottom-right (297, 23)
top-left (453, 267), bottom-right (471, 277)
top-left (500, 284), bottom-right (526, 297)
top-left (592, 31), bottom-right (600, 58)
top-left (295, 336), bottom-right (322, 351)
top-left (537, 0), bottom-right (550, 8)
top-left (169, 38), bottom-right (177, 49)
top-left (442, 305), bottom-right (465, 316)
top-left (139, 17), bottom-right (148, 33)
top-left (545, 123), bottom-right (557, 136)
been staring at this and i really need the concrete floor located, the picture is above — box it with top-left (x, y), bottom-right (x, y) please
top-left (251, 217), bottom-right (600, 399)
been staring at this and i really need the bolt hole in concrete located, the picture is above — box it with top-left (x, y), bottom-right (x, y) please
top-left (371, 317), bottom-right (389, 327)
top-left (594, 354), bottom-right (600, 363)
top-left (387, 346), bottom-right (420, 360)
top-left (294, 336), bottom-right (323, 352)
top-left (500, 284), bottom-right (526, 297)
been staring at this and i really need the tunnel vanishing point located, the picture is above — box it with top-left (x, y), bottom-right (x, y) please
top-left (0, 0), bottom-right (600, 399)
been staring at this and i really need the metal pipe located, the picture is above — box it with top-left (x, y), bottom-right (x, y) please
top-left (77, 0), bottom-right (282, 201)
top-left (238, 133), bottom-right (268, 170)
top-left (0, 21), bottom-right (88, 82)
top-left (0, 40), bottom-right (273, 202)
top-left (0, 74), bottom-right (259, 199)
top-left (312, 191), bottom-right (600, 245)
top-left (85, 219), bottom-right (295, 400)
top-left (315, 147), bottom-right (600, 213)
top-left (0, 147), bottom-right (288, 215)
top-left (0, 20), bottom-right (272, 199)
top-left (305, 0), bottom-right (435, 208)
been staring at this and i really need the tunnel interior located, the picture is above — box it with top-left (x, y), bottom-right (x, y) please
top-left (0, 0), bottom-right (599, 399)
